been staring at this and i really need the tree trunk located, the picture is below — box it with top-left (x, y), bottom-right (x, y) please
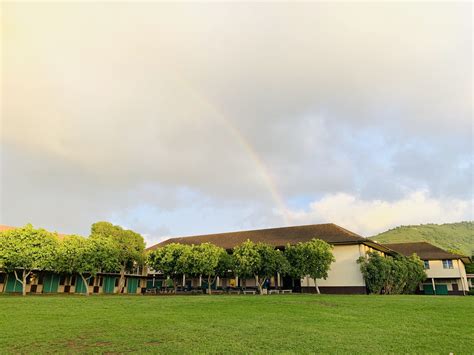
top-left (117, 264), bottom-right (126, 294)
top-left (22, 271), bottom-right (28, 296)
top-left (314, 279), bottom-right (320, 294)
top-left (79, 274), bottom-right (90, 296)
top-left (14, 270), bottom-right (29, 296)
top-left (208, 276), bottom-right (212, 295)
top-left (256, 275), bottom-right (264, 295)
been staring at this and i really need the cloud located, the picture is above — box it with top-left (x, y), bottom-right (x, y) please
top-left (1, 2), bottom-right (472, 241)
top-left (285, 191), bottom-right (474, 237)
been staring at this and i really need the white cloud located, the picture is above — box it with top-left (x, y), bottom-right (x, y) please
top-left (285, 191), bottom-right (474, 237)
top-left (1, 2), bottom-right (472, 238)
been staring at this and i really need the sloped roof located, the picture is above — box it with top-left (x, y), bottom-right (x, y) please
top-left (384, 242), bottom-right (467, 261)
top-left (148, 223), bottom-right (370, 251)
top-left (0, 225), bottom-right (16, 233)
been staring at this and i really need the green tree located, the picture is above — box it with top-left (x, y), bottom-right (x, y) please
top-left (0, 224), bottom-right (59, 296)
top-left (147, 243), bottom-right (191, 292)
top-left (90, 222), bottom-right (145, 294)
top-left (186, 243), bottom-right (227, 295)
top-left (286, 239), bottom-right (335, 294)
top-left (402, 254), bottom-right (426, 294)
top-left (357, 252), bottom-right (390, 294)
top-left (233, 240), bottom-right (289, 294)
top-left (358, 252), bottom-right (426, 295)
top-left (55, 235), bottom-right (119, 296)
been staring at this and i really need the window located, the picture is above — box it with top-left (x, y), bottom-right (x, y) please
top-left (442, 260), bottom-right (453, 269)
top-left (423, 260), bottom-right (430, 269)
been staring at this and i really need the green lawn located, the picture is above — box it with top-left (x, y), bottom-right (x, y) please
top-left (0, 294), bottom-right (472, 354)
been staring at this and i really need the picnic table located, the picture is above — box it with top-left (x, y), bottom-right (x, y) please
top-left (268, 289), bottom-right (280, 295)
top-left (242, 290), bottom-right (256, 295)
top-left (280, 289), bottom-right (292, 294)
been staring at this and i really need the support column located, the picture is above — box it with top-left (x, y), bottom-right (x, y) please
top-left (431, 278), bottom-right (436, 294)
top-left (235, 276), bottom-right (239, 287)
top-left (277, 273), bottom-right (280, 288)
top-left (216, 276), bottom-right (220, 288)
top-left (199, 275), bottom-right (202, 287)
top-left (182, 274), bottom-right (186, 287)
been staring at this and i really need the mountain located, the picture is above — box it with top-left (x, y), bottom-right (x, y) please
top-left (369, 222), bottom-right (474, 257)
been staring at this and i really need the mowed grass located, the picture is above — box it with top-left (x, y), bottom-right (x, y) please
top-left (0, 294), bottom-right (472, 354)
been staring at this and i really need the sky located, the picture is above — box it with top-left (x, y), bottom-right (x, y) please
top-left (1, 2), bottom-right (472, 246)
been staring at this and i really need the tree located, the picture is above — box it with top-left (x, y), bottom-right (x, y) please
top-left (0, 224), bottom-right (59, 296)
top-left (358, 252), bottom-right (426, 295)
top-left (186, 243), bottom-right (228, 295)
top-left (55, 235), bottom-right (119, 296)
top-left (403, 254), bottom-right (427, 294)
top-left (90, 222), bottom-right (145, 294)
top-left (285, 239), bottom-right (335, 294)
top-left (147, 243), bottom-right (191, 292)
top-left (233, 240), bottom-right (289, 294)
top-left (357, 252), bottom-right (391, 294)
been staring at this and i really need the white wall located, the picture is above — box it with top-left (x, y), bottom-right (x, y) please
top-left (302, 244), bottom-right (365, 287)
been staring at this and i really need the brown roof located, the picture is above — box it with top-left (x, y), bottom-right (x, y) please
top-left (0, 225), bottom-right (16, 233)
top-left (148, 223), bottom-right (373, 251)
top-left (384, 242), bottom-right (467, 260)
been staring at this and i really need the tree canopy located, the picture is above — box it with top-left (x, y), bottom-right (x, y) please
top-left (358, 252), bottom-right (426, 294)
top-left (90, 221), bottom-right (145, 293)
top-left (0, 224), bottom-right (59, 295)
top-left (147, 243), bottom-right (191, 291)
top-left (285, 239), bottom-right (335, 294)
top-left (233, 240), bottom-right (289, 294)
top-left (187, 243), bottom-right (228, 294)
top-left (55, 235), bottom-right (120, 295)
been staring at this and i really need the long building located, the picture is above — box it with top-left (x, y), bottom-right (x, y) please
top-left (1, 223), bottom-right (471, 295)
top-left (383, 242), bottom-right (470, 295)
top-left (148, 223), bottom-right (394, 294)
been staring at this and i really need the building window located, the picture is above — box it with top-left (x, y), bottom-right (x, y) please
top-left (442, 260), bottom-right (453, 269)
top-left (423, 260), bottom-right (430, 269)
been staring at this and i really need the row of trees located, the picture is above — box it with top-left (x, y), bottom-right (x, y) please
top-left (148, 239), bottom-right (336, 295)
top-left (357, 252), bottom-right (426, 294)
top-left (0, 223), bottom-right (335, 296)
top-left (0, 223), bottom-right (146, 296)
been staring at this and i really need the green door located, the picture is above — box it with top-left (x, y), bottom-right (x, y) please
top-left (435, 284), bottom-right (448, 295)
top-left (103, 276), bottom-right (116, 294)
top-left (127, 278), bottom-right (139, 294)
top-left (43, 273), bottom-right (60, 293)
top-left (75, 276), bottom-right (88, 294)
top-left (5, 274), bottom-right (23, 293)
top-left (423, 284), bottom-right (434, 295)
top-left (424, 284), bottom-right (449, 295)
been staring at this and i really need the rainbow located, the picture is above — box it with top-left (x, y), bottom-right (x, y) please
top-left (161, 69), bottom-right (290, 225)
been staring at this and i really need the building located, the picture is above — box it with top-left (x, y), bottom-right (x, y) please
top-left (383, 242), bottom-right (470, 295)
top-left (0, 225), bottom-right (147, 295)
top-left (148, 223), bottom-right (393, 294)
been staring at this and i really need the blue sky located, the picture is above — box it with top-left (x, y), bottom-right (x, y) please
top-left (1, 2), bottom-right (472, 245)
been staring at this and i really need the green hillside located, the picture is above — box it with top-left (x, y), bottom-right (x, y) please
top-left (370, 222), bottom-right (474, 257)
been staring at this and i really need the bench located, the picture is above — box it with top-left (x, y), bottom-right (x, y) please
top-left (228, 290), bottom-right (241, 295)
top-left (242, 290), bottom-right (256, 295)
top-left (209, 290), bottom-right (225, 295)
top-left (280, 289), bottom-right (292, 294)
top-left (268, 289), bottom-right (280, 295)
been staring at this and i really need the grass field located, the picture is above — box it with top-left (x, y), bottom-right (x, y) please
top-left (0, 294), bottom-right (472, 354)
